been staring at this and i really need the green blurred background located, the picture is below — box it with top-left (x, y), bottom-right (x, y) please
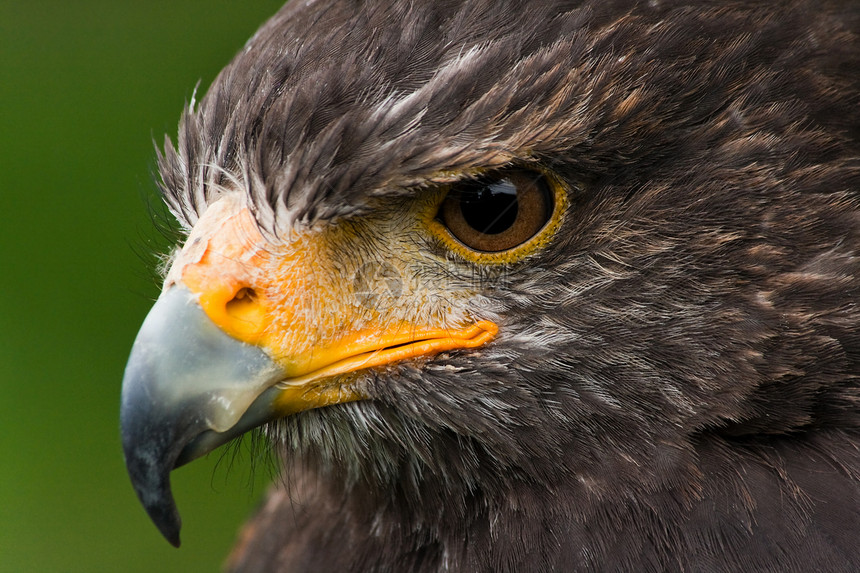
top-left (1, 2), bottom-right (286, 571)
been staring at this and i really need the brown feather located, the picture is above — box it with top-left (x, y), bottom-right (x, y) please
top-left (152, 0), bottom-right (860, 570)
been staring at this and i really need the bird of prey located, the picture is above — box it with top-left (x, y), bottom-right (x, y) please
top-left (121, 0), bottom-right (860, 570)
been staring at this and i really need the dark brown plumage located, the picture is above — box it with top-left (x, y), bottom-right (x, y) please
top-left (125, 0), bottom-right (859, 571)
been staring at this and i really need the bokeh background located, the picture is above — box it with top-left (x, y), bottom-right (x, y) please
top-left (1, 2), bottom-right (287, 571)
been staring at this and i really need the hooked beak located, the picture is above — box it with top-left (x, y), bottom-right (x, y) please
top-left (120, 286), bottom-right (283, 547)
top-left (120, 194), bottom-right (498, 547)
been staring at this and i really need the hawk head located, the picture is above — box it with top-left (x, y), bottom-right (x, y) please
top-left (121, 0), bottom-right (859, 569)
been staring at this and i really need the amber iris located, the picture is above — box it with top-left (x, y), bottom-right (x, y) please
top-left (439, 169), bottom-right (554, 252)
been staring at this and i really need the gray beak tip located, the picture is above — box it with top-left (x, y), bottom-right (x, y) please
top-left (121, 406), bottom-right (183, 547)
top-left (130, 465), bottom-right (182, 548)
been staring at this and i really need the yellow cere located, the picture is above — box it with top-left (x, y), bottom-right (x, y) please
top-left (167, 188), bottom-right (502, 417)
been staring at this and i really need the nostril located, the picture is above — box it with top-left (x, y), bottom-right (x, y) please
top-left (225, 287), bottom-right (258, 319)
top-left (201, 285), bottom-right (266, 343)
top-left (232, 287), bottom-right (256, 302)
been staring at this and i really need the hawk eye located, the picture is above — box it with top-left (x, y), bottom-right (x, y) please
top-left (439, 170), bottom-right (554, 253)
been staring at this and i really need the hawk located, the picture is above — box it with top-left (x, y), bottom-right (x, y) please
top-left (121, 0), bottom-right (860, 570)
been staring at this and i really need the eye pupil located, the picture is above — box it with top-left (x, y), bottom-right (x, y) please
top-left (438, 169), bottom-right (555, 253)
top-left (460, 180), bottom-right (519, 235)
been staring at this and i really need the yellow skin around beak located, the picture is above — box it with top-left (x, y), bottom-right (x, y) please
top-left (121, 192), bottom-right (497, 546)
top-left (168, 193), bottom-right (497, 417)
